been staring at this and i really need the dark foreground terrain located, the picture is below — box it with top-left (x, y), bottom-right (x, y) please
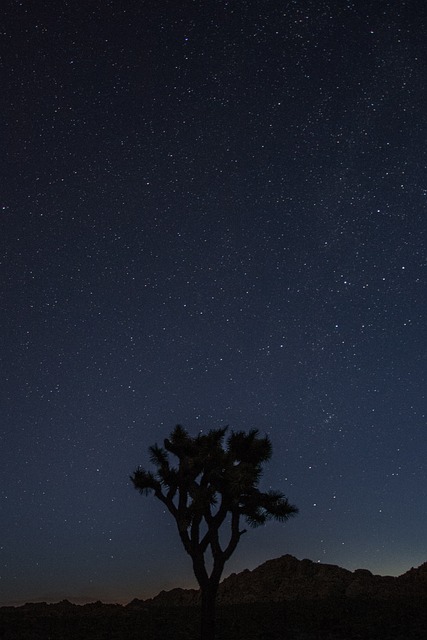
top-left (1, 598), bottom-right (427, 640)
top-left (2, 555), bottom-right (427, 639)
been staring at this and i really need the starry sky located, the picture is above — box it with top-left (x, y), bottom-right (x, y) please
top-left (1, 0), bottom-right (426, 606)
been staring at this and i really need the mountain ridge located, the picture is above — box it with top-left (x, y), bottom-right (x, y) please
top-left (130, 554), bottom-right (427, 608)
top-left (4, 554), bottom-right (427, 611)
top-left (3, 556), bottom-right (427, 640)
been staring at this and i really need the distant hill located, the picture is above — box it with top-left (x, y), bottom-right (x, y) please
top-left (2, 556), bottom-right (427, 640)
top-left (130, 554), bottom-right (427, 608)
top-left (4, 555), bottom-right (427, 612)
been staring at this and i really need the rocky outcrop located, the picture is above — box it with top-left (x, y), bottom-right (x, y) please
top-left (219, 554), bottom-right (353, 602)
top-left (131, 554), bottom-right (427, 607)
top-left (397, 561), bottom-right (427, 597)
top-left (217, 554), bottom-right (427, 603)
top-left (148, 587), bottom-right (200, 607)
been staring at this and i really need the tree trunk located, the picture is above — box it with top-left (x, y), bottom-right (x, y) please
top-left (200, 582), bottom-right (218, 640)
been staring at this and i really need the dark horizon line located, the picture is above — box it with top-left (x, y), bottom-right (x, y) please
top-left (2, 553), bottom-right (425, 609)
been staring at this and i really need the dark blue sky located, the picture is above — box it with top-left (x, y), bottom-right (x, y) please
top-left (1, 0), bottom-right (426, 605)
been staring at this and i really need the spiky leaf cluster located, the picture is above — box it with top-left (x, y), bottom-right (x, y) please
top-left (131, 425), bottom-right (297, 531)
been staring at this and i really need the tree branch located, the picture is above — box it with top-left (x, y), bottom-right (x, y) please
top-left (223, 510), bottom-right (245, 561)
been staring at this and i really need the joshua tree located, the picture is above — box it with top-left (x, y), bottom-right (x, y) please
top-left (131, 425), bottom-right (298, 640)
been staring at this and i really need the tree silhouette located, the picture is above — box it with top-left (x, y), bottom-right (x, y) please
top-left (130, 425), bottom-right (298, 640)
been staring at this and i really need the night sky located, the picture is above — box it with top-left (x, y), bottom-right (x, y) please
top-left (1, 0), bottom-right (426, 606)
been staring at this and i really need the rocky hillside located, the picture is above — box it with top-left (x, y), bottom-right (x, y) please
top-left (140, 554), bottom-right (427, 607)
top-left (2, 557), bottom-right (427, 640)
